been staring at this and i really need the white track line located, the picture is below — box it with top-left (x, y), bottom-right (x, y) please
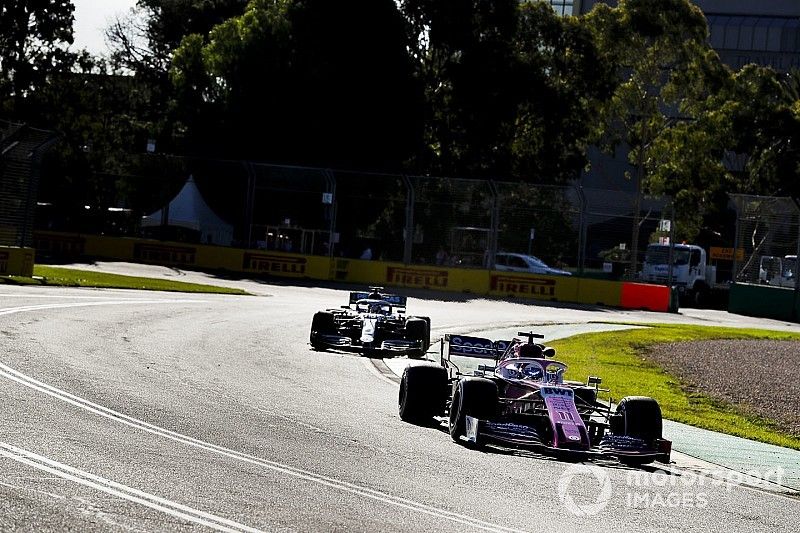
top-left (361, 358), bottom-right (401, 387)
top-left (1, 299), bottom-right (527, 533)
top-left (0, 293), bottom-right (176, 300)
top-left (0, 443), bottom-right (261, 533)
top-left (0, 364), bottom-right (524, 533)
top-left (0, 299), bottom-right (206, 317)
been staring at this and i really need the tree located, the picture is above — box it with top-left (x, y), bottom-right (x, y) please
top-left (399, 1), bottom-right (614, 182)
top-left (647, 63), bottom-right (800, 242)
top-left (107, 0), bottom-right (248, 75)
top-left (584, 0), bottom-right (711, 255)
top-left (512, 2), bottom-right (615, 183)
top-left (170, 0), bottom-right (422, 168)
top-left (0, 0), bottom-right (74, 116)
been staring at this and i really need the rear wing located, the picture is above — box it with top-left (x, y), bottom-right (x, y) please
top-left (441, 334), bottom-right (511, 361)
top-left (348, 291), bottom-right (407, 308)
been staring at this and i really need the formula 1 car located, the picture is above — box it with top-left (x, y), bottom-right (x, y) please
top-left (309, 287), bottom-right (431, 358)
top-left (398, 332), bottom-right (671, 465)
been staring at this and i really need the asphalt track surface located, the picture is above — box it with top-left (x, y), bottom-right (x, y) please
top-left (2, 276), bottom-right (800, 532)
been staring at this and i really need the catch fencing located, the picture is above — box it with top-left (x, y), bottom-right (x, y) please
top-left (0, 121), bottom-right (56, 247)
top-left (730, 194), bottom-right (800, 287)
top-left (33, 156), bottom-right (674, 277)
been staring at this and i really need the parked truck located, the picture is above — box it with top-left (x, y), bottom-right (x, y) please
top-left (639, 243), bottom-right (728, 306)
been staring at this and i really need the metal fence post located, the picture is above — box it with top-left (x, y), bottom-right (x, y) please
top-left (401, 175), bottom-right (414, 264)
top-left (577, 185), bottom-right (586, 276)
top-left (487, 180), bottom-right (499, 269)
top-left (24, 134), bottom-right (58, 248)
top-left (324, 169), bottom-right (337, 260)
top-left (793, 204), bottom-right (800, 320)
top-left (244, 162), bottom-right (256, 249)
top-left (732, 202), bottom-right (740, 283)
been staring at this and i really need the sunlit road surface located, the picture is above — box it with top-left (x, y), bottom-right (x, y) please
top-left (1, 279), bottom-right (799, 532)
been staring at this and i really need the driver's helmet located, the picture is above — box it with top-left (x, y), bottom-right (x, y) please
top-left (516, 342), bottom-right (543, 358)
top-left (367, 290), bottom-right (382, 300)
top-left (523, 363), bottom-right (543, 380)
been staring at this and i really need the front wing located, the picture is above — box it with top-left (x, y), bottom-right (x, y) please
top-left (464, 416), bottom-right (671, 463)
top-left (314, 334), bottom-right (423, 355)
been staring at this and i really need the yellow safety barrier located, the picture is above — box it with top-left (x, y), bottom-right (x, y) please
top-left (574, 278), bottom-right (622, 307)
top-left (333, 259), bottom-right (492, 293)
top-left (31, 231), bottom-right (656, 311)
top-left (486, 272), bottom-right (579, 302)
top-left (0, 246), bottom-right (35, 277)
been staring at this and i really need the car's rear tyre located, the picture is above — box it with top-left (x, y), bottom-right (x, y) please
top-left (398, 363), bottom-right (448, 424)
top-left (616, 396), bottom-right (663, 466)
top-left (405, 318), bottom-right (430, 359)
top-left (449, 378), bottom-right (498, 446)
top-left (310, 311), bottom-right (336, 351)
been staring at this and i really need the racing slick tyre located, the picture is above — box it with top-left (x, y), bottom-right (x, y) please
top-left (405, 318), bottom-right (430, 359)
top-left (310, 311), bottom-right (336, 351)
top-left (616, 396), bottom-right (663, 466)
top-left (398, 363), bottom-right (449, 424)
top-left (449, 378), bottom-right (499, 447)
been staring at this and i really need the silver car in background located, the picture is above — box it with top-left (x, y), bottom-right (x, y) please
top-left (494, 253), bottom-right (572, 276)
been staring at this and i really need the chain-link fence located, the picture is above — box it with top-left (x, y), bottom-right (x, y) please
top-left (33, 155), bottom-right (676, 277)
top-left (1, 121), bottom-right (56, 247)
top-left (731, 194), bottom-right (800, 287)
top-left (582, 189), bottom-right (674, 279)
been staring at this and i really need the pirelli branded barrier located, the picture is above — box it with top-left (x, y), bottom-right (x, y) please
top-left (33, 231), bottom-right (673, 312)
top-left (34, 232), bottom-right (331, 280)
top-left (334, 259), bottom-right (630, 308)
top-left (0, 246), bottom-right (35, 277)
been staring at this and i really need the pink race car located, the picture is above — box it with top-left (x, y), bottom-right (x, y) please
top-left (399, 332), bottom-right (671, 465)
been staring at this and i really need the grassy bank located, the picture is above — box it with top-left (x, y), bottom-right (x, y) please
top-left (1, 266), bottom-right (249, 295)
top-left (551, 324), bottom-right (800, 450)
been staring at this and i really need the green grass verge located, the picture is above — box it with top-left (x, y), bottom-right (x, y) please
top-left (551, 324), bottom-right (800, 450)
top-left (2, 266), bottom-right (249, 295)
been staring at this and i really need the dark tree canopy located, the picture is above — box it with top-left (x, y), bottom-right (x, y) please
top-left (171, 0), bottom-right (423, 169)
top-left (3, 0), bottom-right (799, 247)
top-left (0, 0), bottom-right (74, 116)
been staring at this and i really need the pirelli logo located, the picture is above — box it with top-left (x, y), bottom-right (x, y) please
top-left (0, 251), bottom-right (8, 274)
top-left (243, 253), bottom-right (306, 275)
top-left (490, 275), bottom-right (556, 297)
top-left (133, 243), bottom-right (196, 265)
top-left (386, 267), bottom-right (448, 288)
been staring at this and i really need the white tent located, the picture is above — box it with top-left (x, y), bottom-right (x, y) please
top-left (141, 175), bottom-right (233, 246)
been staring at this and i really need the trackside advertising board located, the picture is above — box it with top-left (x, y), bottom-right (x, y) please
top-left (0, 246), bottom-right (35, 276)
top-left (30, 232), bottom-right (670, 312)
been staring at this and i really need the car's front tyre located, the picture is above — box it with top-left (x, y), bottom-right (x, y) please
top-left (398, 363), bottom-right (448, 424)
top-left (405, 318), bottom-right (430, 359)
top-left (449, 378), bottom-right (498, 446)
top-left (615, 396), bottom-right (663, 465)
top-left (309, 311), bottom-right (336, 351)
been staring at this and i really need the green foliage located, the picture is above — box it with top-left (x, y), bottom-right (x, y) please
top-left (648, 63), bottom-right (800, 241)
top-left (170, 0), bottom-right (423, 168)
top-left (552, 324), bottom-right (800, 448)
top-left (399, 1), bottom-right (613, 182)
top-left (32, 266), bottom-right (250, 294)
top-left (6, 0), bottom-right (800, 247)
top-left (0, 0), bottom-right (75, 115)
